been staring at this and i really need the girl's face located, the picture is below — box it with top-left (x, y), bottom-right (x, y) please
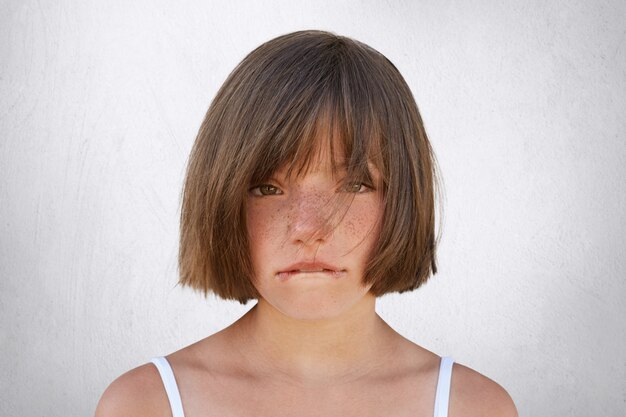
top-left (246, 145), bottom-right (384, 320)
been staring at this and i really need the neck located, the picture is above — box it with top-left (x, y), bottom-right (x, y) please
top-left (231, 294), bottom-right (397, 385)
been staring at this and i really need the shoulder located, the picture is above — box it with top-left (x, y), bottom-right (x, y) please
top-left (94, 361), bottom-right (170, 417)
top-left (449, 361), bottom-right (518, 417)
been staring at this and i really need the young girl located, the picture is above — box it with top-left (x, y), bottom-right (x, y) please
top-left (96, 30), bottom-right (517, 417)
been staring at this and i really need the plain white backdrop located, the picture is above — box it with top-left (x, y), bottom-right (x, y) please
top-left (1, 0), bottom-right (625, 416)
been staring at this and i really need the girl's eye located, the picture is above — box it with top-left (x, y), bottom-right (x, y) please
top-left (250, 184), bottom-right (283, 196)
top-left (342, 182), bottom-right (371, 193)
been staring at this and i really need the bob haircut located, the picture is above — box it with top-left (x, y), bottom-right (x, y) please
top-left (179, 30), bottom-right (442, 305)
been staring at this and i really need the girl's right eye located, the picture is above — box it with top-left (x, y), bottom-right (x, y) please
top-left (250, 184), bottom-right (283, 196)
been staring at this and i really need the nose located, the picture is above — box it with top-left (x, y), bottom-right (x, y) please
top-left (288, 192), bottom-right (335, 246)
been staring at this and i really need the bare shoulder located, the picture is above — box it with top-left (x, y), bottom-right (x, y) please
top-left (449, 361), bottom-right (518, 417)
top-left (94, 362), bottom-right (169, 417)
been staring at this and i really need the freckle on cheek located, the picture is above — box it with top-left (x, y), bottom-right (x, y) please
top-left (266, 212), bottom-right (277, 235)
top-left (346, 216), bottom-right (366, 237)
top-left (350, 213), bottom-right (373, 237)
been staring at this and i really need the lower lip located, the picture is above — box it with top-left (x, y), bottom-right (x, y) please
top-left (277, 270), bottom-right (345, 282)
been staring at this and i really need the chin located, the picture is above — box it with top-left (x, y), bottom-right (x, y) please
top-left (260, 290), bottom-right (372, 322)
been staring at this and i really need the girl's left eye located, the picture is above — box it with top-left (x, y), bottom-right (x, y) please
top-left (250, 184), bottom-right (283, 196)
top-left (341, 182), bottom-right (371, 193)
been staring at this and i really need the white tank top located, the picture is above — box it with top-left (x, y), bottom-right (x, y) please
top-left (151, 355), bottom-right (455, 417)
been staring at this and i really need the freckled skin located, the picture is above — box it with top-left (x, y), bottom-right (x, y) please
top-left (246, 156), bottom-right (384, 321)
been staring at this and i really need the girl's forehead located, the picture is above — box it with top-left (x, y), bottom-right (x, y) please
top-left (254, 107), bottom-right (386, 183)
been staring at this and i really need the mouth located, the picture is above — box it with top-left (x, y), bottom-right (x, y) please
top-left (277, 262), bottom-right (346, 281)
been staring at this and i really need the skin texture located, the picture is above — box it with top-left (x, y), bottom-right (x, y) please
top-left (95, 142), bottom-right (519, 417)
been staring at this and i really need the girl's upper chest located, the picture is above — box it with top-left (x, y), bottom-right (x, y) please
top-left (173, 362), bottom-right (440, 417)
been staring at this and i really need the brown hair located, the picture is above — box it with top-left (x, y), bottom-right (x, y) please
top-left (179, 30), bottom-right (442, 304)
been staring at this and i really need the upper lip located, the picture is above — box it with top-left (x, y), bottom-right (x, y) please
top-left (279, 261), bottom-right (344, 273)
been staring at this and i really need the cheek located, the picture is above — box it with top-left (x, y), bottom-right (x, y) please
top-left (341, 199), bottom-right (383, 244)
top-left (247, 204), bottom-right (284, 249)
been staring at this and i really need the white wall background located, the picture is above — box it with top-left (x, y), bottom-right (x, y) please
top-left (1, 0), bottom-right (625, 415)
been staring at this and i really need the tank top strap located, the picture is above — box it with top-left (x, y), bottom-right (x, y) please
top-left (151, 356), bottom-right (186, 417)
top-left (433, 356), bottom-right (454, 417)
